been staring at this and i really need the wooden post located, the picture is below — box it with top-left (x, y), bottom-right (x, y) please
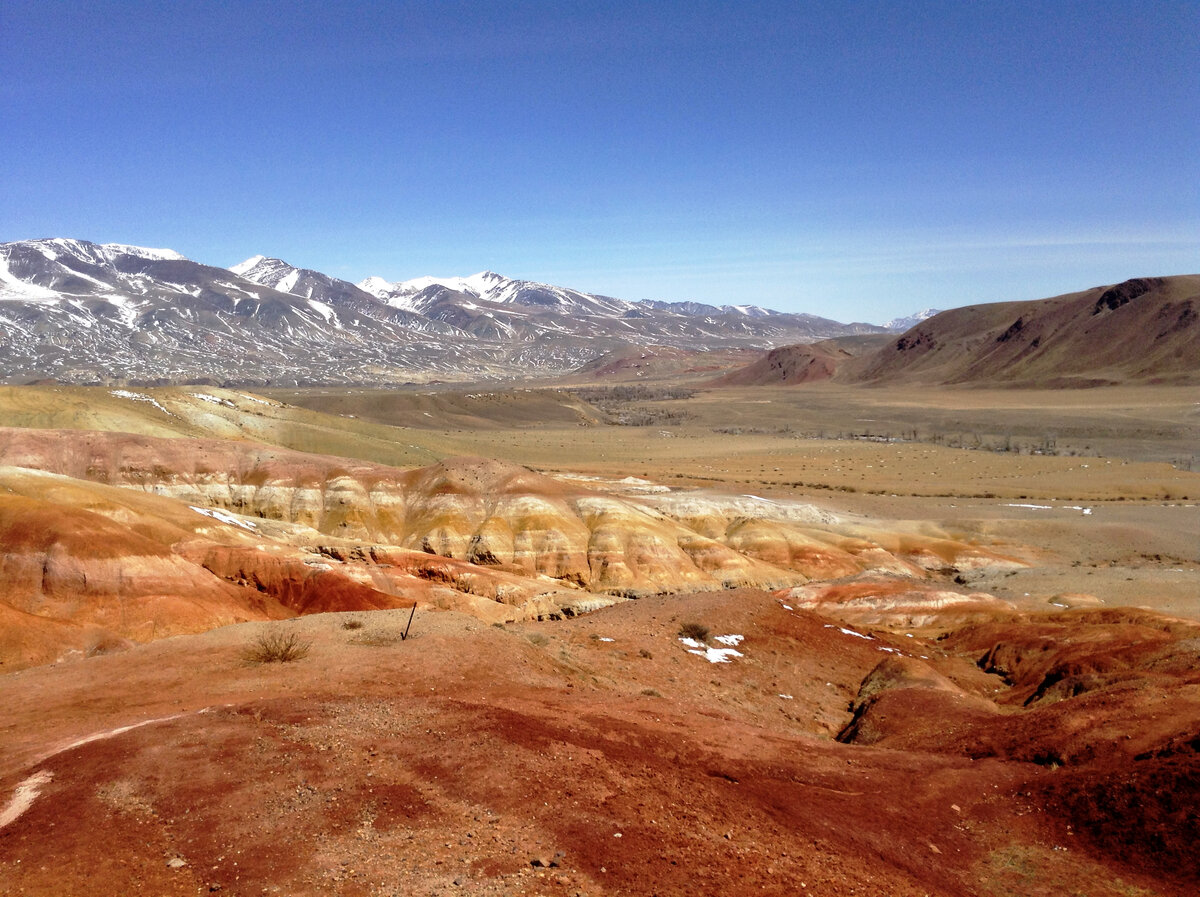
top-left (402, 603), bottom-right (416, 641)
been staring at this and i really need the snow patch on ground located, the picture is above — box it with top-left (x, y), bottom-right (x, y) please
top-left (0, 770), bottom-right (54, 830)
top-left (825, 624), bottom-right (873, 640)
top-left (109, 389), bottom-right (172, 416)
top-left (680, 634), bottom-right (744, 663)
top-left (190, 393), bottom-right (235, 408)
top-left (1004, 502), bottom-right (1093, 515)
top-left (190, 506), bottom-right (258, 531)
top-left (7, 710), bottom-right (205, 829)
top-left (229, 255), bottom-right (265, 275)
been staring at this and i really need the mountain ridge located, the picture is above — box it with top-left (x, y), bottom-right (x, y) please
top-left (715, 275), bottom-right (1200, 387)
top-left (0, 238), bottom-right (883, 384)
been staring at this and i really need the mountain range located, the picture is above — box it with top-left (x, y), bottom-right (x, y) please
top-left (0, 238), bottom-right (889, 385)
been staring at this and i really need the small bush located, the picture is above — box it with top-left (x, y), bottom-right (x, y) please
top-left (244, 630), bottom-right (311, 664)
top-left (639, 648), bottom-right (653, 659)
top-left (341, 618), bottom-right (364, 630)
top-left (678, 622), bottom-right (710, 643)
top-left (640, 688), bottom-right (662, 697)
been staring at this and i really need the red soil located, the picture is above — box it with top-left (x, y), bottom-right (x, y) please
top-left (1, 590), bottom-right (1196, 896)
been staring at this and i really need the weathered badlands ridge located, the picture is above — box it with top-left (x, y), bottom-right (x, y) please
top-left (0, 428), bottom-right (1019, 670)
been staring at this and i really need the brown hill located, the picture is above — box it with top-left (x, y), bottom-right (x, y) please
top-left (711, 335), bottom-right (891, 385)
top-left (845, 275), bottom-right (1200, 386)
top-left (568, 344), bottom-right (760, 382)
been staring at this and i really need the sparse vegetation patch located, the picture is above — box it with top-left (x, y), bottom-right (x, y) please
top-left (566, 385), bottom-right (696, 426)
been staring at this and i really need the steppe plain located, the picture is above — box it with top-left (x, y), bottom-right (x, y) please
top-left (1, 376), bottom-right (1198, 896)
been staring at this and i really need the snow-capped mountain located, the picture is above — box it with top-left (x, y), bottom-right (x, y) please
top-left (883, 308), bottom-right (942, 332)
top-left (359, 271), bottom-right (633, 317)
top-left (228, 254), bottom-right (448, 333)
top-left (641, 299), bottom-right (776, 318)
top-left (0, 238), bottom-right (884, 384)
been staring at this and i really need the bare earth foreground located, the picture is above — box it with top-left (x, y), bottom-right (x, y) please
top-left (0, 383), bottom-right (1198, 896)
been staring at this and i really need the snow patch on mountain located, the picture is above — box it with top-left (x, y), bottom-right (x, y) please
top-left (229, 255), bottom-right (266, 276)
top-left (884, 308), bottom-right (942, 331)
top-left (357, 275), bottom-right (394, 299)
top-left (100, 243), bottom-right (185, 262)
top-left (358, 270), bottom-right (636, 317)
top-left (0, 251), bottom-right (61, 302)
top-left (24, 238), bottom-right (184, 265)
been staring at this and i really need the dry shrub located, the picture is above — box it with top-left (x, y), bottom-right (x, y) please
top-left (244, 629), bottom-right (311, 664)
top-left (678, 622), bottom-right (710, 643)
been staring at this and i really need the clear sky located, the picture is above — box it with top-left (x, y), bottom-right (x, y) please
top-left (2, 1), bottom-right (1196, 323)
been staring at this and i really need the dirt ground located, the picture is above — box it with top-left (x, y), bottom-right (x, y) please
top-left (3, 590), bottom-right (1197, 897)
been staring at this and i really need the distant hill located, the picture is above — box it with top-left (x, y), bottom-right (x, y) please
top-left (567, 344), bottom-right (761, 383)
top-left (847, 276), bottom-right (1200, 386)
top-left (710, 335), bottom-right (891, 386)
top-left (715, 276), bottom-right (1200, 388)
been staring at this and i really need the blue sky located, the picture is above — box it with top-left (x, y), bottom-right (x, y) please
top-left (2, 1), bottom-right (1196, 322)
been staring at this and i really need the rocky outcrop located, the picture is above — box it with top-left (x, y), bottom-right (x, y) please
top-left (837, 655), bottom-right (1000, 746)
top-left (776, 574), bottom-right (1014, 628)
